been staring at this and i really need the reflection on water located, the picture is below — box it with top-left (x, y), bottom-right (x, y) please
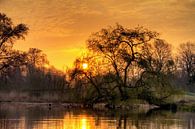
top-left (0, 103), bottom-right (195, 129)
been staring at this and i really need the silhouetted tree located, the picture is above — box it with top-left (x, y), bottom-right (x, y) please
top-left (0, 50), bottom-right (27, 73)
top-left (69, 54), bottom-right (116, 103)
top-left (0, 13), bottom-right (28, 74)
top-left (26, 48), bottom-right (49, 68)
top-left (68, 24), bottom-right (177, 107)
top-left (140, 39), bottom-right (174, 73)
top-left (178, 42), bottom-right (195, 84)
top-left (136, 39), bottom-right (176, 105)
top-left (87, 24), bottom-right (158, 100)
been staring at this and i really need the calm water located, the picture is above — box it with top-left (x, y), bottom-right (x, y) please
top-left (0, 103), bottom-right (195, 129)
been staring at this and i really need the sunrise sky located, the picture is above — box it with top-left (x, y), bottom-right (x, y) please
top-left (0, 0), bottom-right (195, 70)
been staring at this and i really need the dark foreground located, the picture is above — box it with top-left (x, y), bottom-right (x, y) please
top-left (0, 102), bottom-right (195, 129)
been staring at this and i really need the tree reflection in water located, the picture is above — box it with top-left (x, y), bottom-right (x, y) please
top-left (0, 103), bottom-right (194, 129)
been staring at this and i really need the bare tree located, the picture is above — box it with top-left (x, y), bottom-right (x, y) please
top-left (178, 42), bottom-right (195, 84)
top-left (26, 48), bottom-right (49, 68)
top-left (140, 39), bottom-right (174, 73)
top-left (125, 38), bottom-right (176, 106)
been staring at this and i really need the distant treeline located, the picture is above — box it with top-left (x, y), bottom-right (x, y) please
top-left (0, 13), bottom-right (194, 106)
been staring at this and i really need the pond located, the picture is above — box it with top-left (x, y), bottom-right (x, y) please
top-left (0, 103), bottom-right (194, 129)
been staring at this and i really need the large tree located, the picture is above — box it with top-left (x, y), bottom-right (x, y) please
top-left (87, 24), bottom-right (159, 100)
top-left (69, 24), bottom-right (176, 106)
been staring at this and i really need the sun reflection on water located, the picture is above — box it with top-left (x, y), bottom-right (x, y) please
top-left (0, 106), bottom-right (193, 129)
top-left (81, 118), bottom-right (87, 129)
top-left (63, 114), bottom-right (93, 129)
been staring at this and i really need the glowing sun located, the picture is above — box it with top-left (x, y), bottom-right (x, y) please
top-left (82, 63), bottom-right (88, 70)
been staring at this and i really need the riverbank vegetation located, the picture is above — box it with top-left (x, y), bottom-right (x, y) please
top-left (0, 13), bottom-right (194, 110)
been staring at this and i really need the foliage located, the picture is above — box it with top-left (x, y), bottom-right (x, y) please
top-left (0, 13), bottom-right (28, 74)
top-left (0, 13), bottom-right (69, 102)
top-left (0, 13), bottom-right (194, 106)
top-left (87, 24), bottom-right (159, 100)
top-left (69, 24), bottom-right (177, 106)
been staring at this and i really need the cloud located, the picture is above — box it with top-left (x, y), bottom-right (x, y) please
top-left (1, 0), bottom-right (195, 69)
top-left (1, 0), bottom-right (194, 38)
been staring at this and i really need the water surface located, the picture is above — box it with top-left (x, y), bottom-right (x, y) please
top-left (0, 103), bottom-right (194, 129)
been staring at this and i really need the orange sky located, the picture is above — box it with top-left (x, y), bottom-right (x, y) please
top-left (0, 0), bottom-right (195, 70)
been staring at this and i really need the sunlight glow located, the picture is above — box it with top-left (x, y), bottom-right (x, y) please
top-left (82, 63), bottom-right (88, 70)
top-left (81, 118), bottom-right (87, 129)
top-left (44, 64), bottom-right (50, 68)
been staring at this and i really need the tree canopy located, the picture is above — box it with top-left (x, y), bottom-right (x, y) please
top-left (69, 24), bottom-right (177, 106)
top-left (0, 13), bottom-right (28, 74)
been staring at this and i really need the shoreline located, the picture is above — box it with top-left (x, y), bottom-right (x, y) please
top-left (0, 99), bottom-right (195, 112)
top-left (0, 101), bottom-right (157, 111)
